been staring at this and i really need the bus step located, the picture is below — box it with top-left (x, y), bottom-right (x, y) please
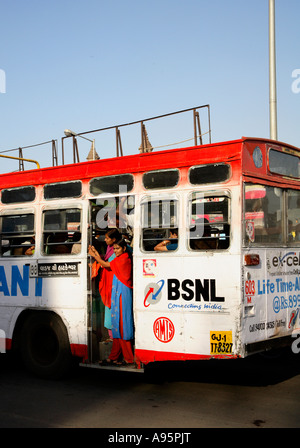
top-left (79, 362), bottom-right (144, 373)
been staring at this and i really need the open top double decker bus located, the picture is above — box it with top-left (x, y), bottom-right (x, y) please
top-left (0, 107), bottom-right (300, 378)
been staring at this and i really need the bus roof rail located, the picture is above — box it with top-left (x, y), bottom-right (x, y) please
top-left (62, 104), bottom-right (211, 164)
top-left (0, 105), bottom-right (211, 170)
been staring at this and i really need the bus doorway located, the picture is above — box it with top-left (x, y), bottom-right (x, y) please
top-left (86, 197), bottom-right (138, 370)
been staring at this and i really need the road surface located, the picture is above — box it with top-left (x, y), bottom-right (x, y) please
top-left (0, 350), bottom-right (299, 430)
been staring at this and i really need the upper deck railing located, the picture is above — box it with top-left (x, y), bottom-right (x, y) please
top-left (0, 105), bottom-right (211, 171)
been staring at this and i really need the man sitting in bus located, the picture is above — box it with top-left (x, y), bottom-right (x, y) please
top-left (190, 219), bottom-right (219, 250)
top-left (47, 233), bottom-right (70, 254)
top-left (154, 229), bottom-right (178, 252)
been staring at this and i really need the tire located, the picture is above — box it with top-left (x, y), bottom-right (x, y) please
top-left (20, 312), bottom-right (73, 379)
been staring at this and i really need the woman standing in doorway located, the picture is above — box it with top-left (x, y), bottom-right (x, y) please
top-left (90, 228), bottom-right (121, 341)
top-left (88, 238), bottom-right (134, 366)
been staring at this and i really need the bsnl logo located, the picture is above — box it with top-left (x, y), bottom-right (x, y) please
top-left (168, 278), bottom-right (225, 302)
top-left (0, 265), bottom-right (43, 296)
top-left (144, 278), bottom-right (225, 307)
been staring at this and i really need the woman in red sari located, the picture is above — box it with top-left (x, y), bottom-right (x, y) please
top-left (90, 229), bottom-right (121, 340)
top-left (88, 239), bottom-right (134, 366)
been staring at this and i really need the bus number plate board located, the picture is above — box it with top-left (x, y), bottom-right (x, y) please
top-left (36, 262), bottom-right (80, 277)
top-left (210, 331), bottom-right (233, 355)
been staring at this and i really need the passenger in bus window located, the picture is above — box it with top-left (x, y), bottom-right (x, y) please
top-left (24, 237), bottom-right (35, 256)
top-left (1, 239), bottom-right (10, 256)
top-left (154, 229), bottom-right (178, 252)
top-left (50, 233), bottom-right (70, 254)
top-left (190, 220), bottom-right (219, 250)
top-left (88, 238), bottom-right (135, 366)
top-left (70, 232), bottom-right (81, 254)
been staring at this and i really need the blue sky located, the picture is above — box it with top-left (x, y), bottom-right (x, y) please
top-left (0, 0), bottom-right (299, 171)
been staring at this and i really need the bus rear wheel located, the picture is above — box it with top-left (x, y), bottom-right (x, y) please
top-left (20, 312), bottom-right (73, 379)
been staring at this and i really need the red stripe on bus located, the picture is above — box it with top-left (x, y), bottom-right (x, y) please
top-left (70, 344), bottom-right (88, 359)
top-left (135, 349), bottom-right (238, 363)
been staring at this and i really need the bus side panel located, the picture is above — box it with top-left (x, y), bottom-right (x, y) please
top-left (242, 248), bottom-right (300, 348)
top-left (0, 260), bottom-right (40, 341)
top-left (0, 258), bottom-right (88, 353)
top-left (134, 253), bottom-right (242, 363)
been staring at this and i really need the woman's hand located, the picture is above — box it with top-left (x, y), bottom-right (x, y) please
top-left (88, 245), bottom-right (110, 268)
top-left (88, 245), bottom-right (100, 260)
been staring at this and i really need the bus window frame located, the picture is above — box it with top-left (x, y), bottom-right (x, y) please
top-left (242, 183), bottom-right (298, 247)
top-left (188, 163), bottom-right (231, 185)
top-left (1, 185), bottom-right (36, 204)
top-left (140, 192), bottom-right (179, 253)
top-left (89, 173), bottom-right (135, 196)
top-left (142, 168), bottom-right (180, 190)
top-left (43, 180), bottom-right (82, 200)
top-left (93, 193), bottom-right (135, 237)
top-left (41, 205), bottom-right (82, 256)
top-left (287, 189), bottom-right (300, 244)
top-left (268, 147), bottom-right (300, 179)
top-left (0, 207), bottom-right (36, 257)
top-left (187, 190), bottom-right (231, 252)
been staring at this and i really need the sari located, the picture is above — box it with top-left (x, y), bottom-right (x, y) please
top-left (110, 252), bottom-right (133, 340)
top-left (91, 246), bottom-right (115, 330)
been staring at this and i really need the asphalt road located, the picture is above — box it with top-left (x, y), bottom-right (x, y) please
top-left (1, 350), bottom-right (300, 430)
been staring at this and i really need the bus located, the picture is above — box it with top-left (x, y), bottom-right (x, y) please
top-left (1, 110), bottom-right (300, 378)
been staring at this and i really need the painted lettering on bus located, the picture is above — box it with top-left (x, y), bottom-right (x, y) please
top-left (167, 279), bottom-right (225, 302)
top-left (258, 277), bottom-right (300, 295)
top-left (272, 252), bottom-right (300, 267)
top-left (0, 265), bottom-right (43, 297)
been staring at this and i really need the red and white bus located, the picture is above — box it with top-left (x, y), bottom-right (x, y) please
top-left (1, 110), bottom-right (300, 378)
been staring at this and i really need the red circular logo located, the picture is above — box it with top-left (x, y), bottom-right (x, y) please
top-left (153, 317), bottom-right (175, 343)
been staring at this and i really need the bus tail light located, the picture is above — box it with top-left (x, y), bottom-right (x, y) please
top-left (244, 254), bottom-right (260, 266)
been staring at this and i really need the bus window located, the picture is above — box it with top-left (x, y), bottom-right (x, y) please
top-left (141, 195), bottom-right (178, 252)
top-left (0, 213), bottom-right (35, 256)
top-left (287, 189), bottom-right (300, 244)
top-left (142, 169), bottom-right (179, 190)
top-left (93, 195), bottom-right (135, 243)
top-left (189, 193), bottom-right (230, 250)
top-left (1, 186), bottom-right (36, 204)
top-left (90, 174), bottom-right (134, 196)
top-left (244, 184), bottom-right (283, 245)
top-left (269, 149), bottom-right (300, 178)
top-left (44, 181), bottom-right (82, 199)
top-left (42, 208), bottom-right (81, 255)
top-left (189, 164), bottom-right (231, 185)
